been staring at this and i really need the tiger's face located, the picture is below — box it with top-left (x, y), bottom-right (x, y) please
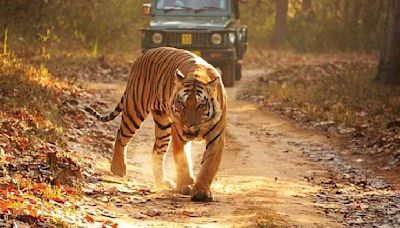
top-left (170, 68), bottom-right (222, 140)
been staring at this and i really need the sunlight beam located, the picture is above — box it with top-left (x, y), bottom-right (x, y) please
top-left (184, 142), bottom-right (194, 178)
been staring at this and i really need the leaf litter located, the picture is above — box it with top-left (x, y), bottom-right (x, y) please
top-left (240, 52), bottom-right (400, 226)
top-left (0, 54), bottom-right (135, 226)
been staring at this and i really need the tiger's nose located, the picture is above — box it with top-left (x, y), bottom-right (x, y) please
top-left (182, 124), bottom-right (200, 139)
top-left (183, 124), bottom-right (196, 133)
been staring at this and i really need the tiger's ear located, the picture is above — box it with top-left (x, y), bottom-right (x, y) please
top-left (206, 68), bottom-right (220, 87)
top-left (175, 69), bottom-right (185, 83)
top-left (207, 77), bottom-right (220, 87)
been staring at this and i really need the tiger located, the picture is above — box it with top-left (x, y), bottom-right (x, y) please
top-left (85, 47), bottom-right (226, 201)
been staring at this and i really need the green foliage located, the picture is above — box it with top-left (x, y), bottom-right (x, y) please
top-left (240, 0), bottom-right (275, 47)
top-left (0, 0), bottom-right (147, 54)
top-left (0, 0), bottom-right (387, 53)
top-left (286, 0), bottom-right (386, 52)
top-left (240, 0), bottom-right (386, 52)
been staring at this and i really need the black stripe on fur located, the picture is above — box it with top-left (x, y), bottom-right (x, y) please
top-left (84, 106), bottom-right (121, 122)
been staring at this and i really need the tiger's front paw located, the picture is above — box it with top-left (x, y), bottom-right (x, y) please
top-left (111, 164), bottom-right (126, 177)
top-left (156, 179), bottom-right (175, 190)
top-left (110, 150), bottom-right (127, 177)
top-left (176, 176), bottom-right (194, 195)
top-left (110, 159), bottom-right (126, 177)
top-left (191, 184), bottom-right (212, 202)
top-left (176, 184), bottom-right (192, 195)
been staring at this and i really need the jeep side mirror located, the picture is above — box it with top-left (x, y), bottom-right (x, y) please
top-left (143, 3), bottom-right (151, 15)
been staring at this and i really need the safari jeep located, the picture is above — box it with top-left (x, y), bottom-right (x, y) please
top-left (141, 0), bottom-right (248, 87)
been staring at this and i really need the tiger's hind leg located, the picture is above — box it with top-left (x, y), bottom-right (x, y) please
top-left (111, 111), bottom-right (147, 177)
top-left (151, 110), bottom-right (173, 189)
top-left (171, 124), bottom-right (195, 195)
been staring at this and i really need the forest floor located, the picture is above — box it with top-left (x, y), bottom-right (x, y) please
top-left (1, 52), bottom-right (399, 227)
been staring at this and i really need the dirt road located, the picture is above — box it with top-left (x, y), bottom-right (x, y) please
top-left (78, 69), bottom-right (350, 227)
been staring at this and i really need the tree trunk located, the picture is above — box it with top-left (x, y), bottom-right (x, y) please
top-left (302, 0), bottom-right (311, 11)
top-left (343, 0), bottom-right (351, 24)
top-left (301, 0), bottom-right (313, 19)
top-left (350, 0), bottom-right (362, 27)
top-left (271, 0), bottom-right (288, 48)
top-left (334, 0), bottom-right (341, 19)
top-left (361, 0), bottom-right (383, 50)
top-left (362, 1), bottom-right (378, 33)
top-left (376, 0), bottom-right (400, 85)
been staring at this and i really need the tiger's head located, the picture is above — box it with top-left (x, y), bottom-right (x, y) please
top-left (170, 67), bottom-right (223, 140)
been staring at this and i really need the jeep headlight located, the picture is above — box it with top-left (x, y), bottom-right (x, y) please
top-left (229, 33), bottom-right (236, 44)
top-left (152, 32), bottom-right (163, 44)
top-left (211, 33), bottom-right (222, 45)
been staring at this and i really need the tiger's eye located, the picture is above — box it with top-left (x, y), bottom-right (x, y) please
top-left (176, 102), bottom-right (184, 113)
top-left (197, 103), bottom-right (205, 109)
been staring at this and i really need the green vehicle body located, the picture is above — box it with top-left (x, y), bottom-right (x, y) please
top-left (141, 0), bottom-right (248, 87)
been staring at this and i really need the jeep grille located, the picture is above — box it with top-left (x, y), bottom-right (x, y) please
top-left (165, 31), bottom-right (208, 47)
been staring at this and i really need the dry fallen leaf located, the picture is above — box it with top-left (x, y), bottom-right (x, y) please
top-left (85, 214), bottom-right (95, 224)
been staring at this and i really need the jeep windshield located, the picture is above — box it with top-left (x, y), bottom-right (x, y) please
top-left (156, 0), bottom-right (227, 11)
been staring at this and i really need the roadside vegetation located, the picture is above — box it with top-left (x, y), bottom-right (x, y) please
top-left (0, 54), bottom-right (89, 226)
top-left (1, 54), bottom-right (69, 134)
top-left (0, 52), bottom-right (137, 226)
top-left (0, 52), bottom-right (132, 226)
top-left (240, 50), bottom-right (400, 172)
top-left (0, 0), bottom-right (387, 55)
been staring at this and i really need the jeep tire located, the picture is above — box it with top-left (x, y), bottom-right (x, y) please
top-left (220, 61), bottom-right (235, 87)
top-left (235, 63), bottom-right (242, 81)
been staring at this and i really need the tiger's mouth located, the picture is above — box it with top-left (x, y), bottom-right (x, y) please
top-left (183, 129), bottom-right (200, 139)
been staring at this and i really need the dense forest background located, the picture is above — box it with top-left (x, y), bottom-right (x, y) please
top-left (0, 0), bottom-right (388, 55)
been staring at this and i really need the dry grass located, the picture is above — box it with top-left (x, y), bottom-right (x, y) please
top-left (0, 54), bottom-right (79, 142)
top-left (254, 210), bottom-right (289, 227)
top-left (241, 59), bottom-right (400, 131)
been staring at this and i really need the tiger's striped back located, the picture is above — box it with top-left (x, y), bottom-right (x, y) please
top-left (86, 47), bottom-right (222, 123)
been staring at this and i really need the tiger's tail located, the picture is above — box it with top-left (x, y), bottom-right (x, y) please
top-left (84, 95), bottom-right (124, 122)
